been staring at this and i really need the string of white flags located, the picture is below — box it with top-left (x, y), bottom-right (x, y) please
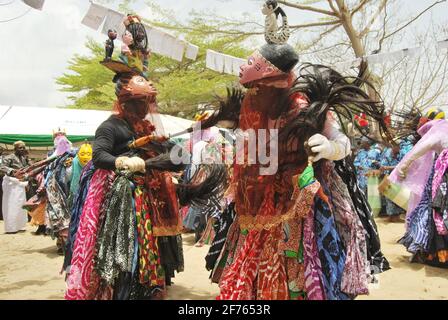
top-left (81, 2), bottom-right (199, 62)
top-left (207, 40), bottom-right (448, 76)
top-left (332, 42), bottom-right (447, 72)
top-left (205, 50), bottom-right (246, 76)
top-left (21, 0), bottom-right (44, 10)
top-left (25, 1), bottom-right (448, 74)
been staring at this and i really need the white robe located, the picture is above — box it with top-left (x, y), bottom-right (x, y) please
top-left (2, 176), bottom-right (28, 233)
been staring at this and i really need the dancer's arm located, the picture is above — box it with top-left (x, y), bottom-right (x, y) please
top-left (92, 123), bottom-right (118, 170)
top-left (397, 138), bottom-right (439, 179)
top-left (307, 114), bottom-right (351, 162)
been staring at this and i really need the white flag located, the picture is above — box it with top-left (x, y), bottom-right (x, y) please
top-left (366, 52), bottom-right (389, 65)
top-left (367, 50), bottom-right (404, 65)
top-left (160, 34), bottom-right (177, 58)
top-left (81, 3), bottom-right (108, 30)
top-left (214, 53), bottom-right (225, 73)
top-left (232, 57), bottom-right (245, 76)
top-left (388, 50), bottom-right (406, 61)
top-left (206, 50), bottom-right (215, 71)
top-left (22, 0), bottom-right (45, 10)
top-left (205, 50), bottom-right (244, 75)
top-left (146, 26), bottom-right (167, 55)
top-left (402, 47), bottom-right (422, 59)
top-left (206, 50), bottom-right (230, 73)
top-left (185, 44), bottom-right (199, 60)
top-left (223, 54), bottom-right (234, 75)
top-left (169, 39), bottom-right (186, 62)
top-left (437, 40), bottom-right (448, 51)
top-left (334, 58), bottom-right (361, 71)
top-left (101, 9), bottom-right (125, 37)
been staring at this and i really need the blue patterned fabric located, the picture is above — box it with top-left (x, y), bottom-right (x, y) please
top-left (380, 148), bottom-right (400, 175)
top-left (354, 145), bottom-right (382, 189)
top-left (399, 166), bottom-right (435, 253)
top-left (399, 137), bottom-right (415, 161)
top-left (354, 150), bottom-right (369, 189)
top-left (69, 156), bottom-right (83, 197)
top-left (314, 196), bottom-right (349, 300)
top-left (385, 198), bottom-right (404, 217)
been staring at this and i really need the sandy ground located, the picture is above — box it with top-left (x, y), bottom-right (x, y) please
top-left (359, 217), bottom-right (448, 300)
top-left (0, 218), bottom-right (447, 300)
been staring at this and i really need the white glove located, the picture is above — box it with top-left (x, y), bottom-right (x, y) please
top-left (307, 134), bottom-right (332, 162)
top-left (307, 134), bottom-right (348, 162)
top-left (115, 156), bottom-right (146, 173)
top-left (309, 114), bottom-right (351, 162)
top-left (397, 161), bottom-right (411, 180)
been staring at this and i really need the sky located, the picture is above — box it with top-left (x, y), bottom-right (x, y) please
top-left (0, 0), bottom-right (447, 108)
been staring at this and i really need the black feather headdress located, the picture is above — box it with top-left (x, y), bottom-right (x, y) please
top-left (392, 106), bottom-right (422, 141)
top-left (279, 63), bottom-right (393, 144)
top-left (145, 152), bottom-right (187, 172)
top-left (176, 164), bottom-right (229, 207)
top-left (199, 86), bottom-right (245, 130)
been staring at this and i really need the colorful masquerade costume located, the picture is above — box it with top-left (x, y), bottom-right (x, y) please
top-left (201, 3), bottom-right (390, 300)
top-left (389, 120), bottom-right (448, 268)
top-left (182, 126), bottom-right (232, 242)
top-left (20, 154), bottom-right (64, 233)
top-left (42, 133), bottom-right (76, 252)
top-left (60, 143), bottom-right (93, 266)
top-left (207, 68), bottom-right (390, 299)
top-left (64, 14), bottom-right (226, 300)
top-left (69, 143), bottom-right (93, 202)
top-left (64, 88), bottom-right (184, 299)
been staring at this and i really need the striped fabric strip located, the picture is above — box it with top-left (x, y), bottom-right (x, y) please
top-left (399, 167), bottom-right (435, 254)
top-left (432, 150), bottom-right (448, 235)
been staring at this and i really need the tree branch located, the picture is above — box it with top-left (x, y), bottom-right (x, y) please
top-left (359, 0), bottom-right (388, 38)
top-left (375, 1), bottom-right (389, 53)
top-left (290, 19), bottom-right (342, 29)
top-left (277, 0), bottom-right (338, 17)
top-left (298, 24), bottom-right (345, 53)
top-left (327, 0), bottom-right (340, 17)
top-left (351, 0), bottom-right (372, 16)
top-left (383, 0), bottom-right (447, 41)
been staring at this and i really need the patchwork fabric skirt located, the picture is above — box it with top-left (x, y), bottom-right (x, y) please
top-left (212, 161), bottom-right (382, 300)
top-left (216, 189), bottom-right (368, 299)
top-left (65, 170), bottom-right (184, 300)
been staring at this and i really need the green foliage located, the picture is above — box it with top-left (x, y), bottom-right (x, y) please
top-left (56, 39), bottom-right (116, 110)
top-left (56, 4), bottom-right (251, 118)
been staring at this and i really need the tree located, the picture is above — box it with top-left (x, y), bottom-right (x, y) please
top-left (379, 24), bottom-right (448, 113)
top-left (56, 39), bottom-right (117, 111)
top-left (57, 6), bottom-right (251, 118)
top-left (160, 0), bottom-right (446, 135)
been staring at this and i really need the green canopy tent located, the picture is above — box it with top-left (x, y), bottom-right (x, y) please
top-left (0, 105), bottom-right (194, 152)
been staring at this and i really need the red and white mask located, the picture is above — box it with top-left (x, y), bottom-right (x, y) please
top-left (239, 50), bottom-right (284, 86)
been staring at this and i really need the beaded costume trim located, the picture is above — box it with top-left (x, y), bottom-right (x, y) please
top-left (253, 50), bottom-right (282, 74)
top-left (153, 225), bottom-right (183, 237)
top-left (238, 179), bottom-right (321, 231)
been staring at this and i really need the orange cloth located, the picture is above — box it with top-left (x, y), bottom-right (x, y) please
top-left (29, 199), bottom-right (47, 226)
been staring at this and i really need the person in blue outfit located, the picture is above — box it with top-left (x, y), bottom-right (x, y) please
top-left (398, 136), bottom-right (415, 161)
top-left (354, 137), bottom-right (382, 196)
top-left (380, 144), bottom-right (406, 222)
